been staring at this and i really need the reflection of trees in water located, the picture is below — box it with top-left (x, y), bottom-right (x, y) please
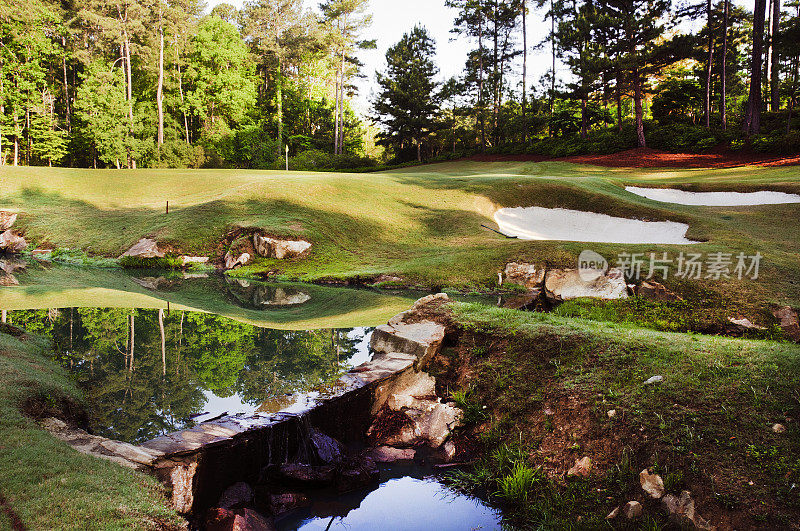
top-left (6, 309), bottom-right (367, 444)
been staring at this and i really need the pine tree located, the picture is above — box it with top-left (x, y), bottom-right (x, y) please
top-left (373, 25), bottom-right (440, 162)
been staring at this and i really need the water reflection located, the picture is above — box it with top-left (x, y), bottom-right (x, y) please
top-left (277, 464), bottom-right (502, 531)
top-left (4, 307), bottom-right (370, 444)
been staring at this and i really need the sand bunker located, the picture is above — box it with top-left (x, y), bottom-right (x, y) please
top-left (494, 207), bottom-right (697, 244)
top-left (626, 186), bottom-right (800, 206)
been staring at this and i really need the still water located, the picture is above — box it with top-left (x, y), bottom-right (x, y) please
top-left (0, 262), bottom-right (503, 529)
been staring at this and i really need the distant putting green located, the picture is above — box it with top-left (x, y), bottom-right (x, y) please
top-left (1, 162), bottom-right (799, 315)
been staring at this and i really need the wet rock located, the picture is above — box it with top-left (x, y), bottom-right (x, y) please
top-left (567, 456), bottom-right (593, 478)
top-left (218, 482), bottom-right (254, 510)
top-left (0, 231), bottom-right (27, 254)
top-left (640, 469), bottom-right (665, 499)
top-left (335, 457), bottom-right (380, 493)
top-left (120, 238), bottom-right (164, 259)
top-left (504, 262), bottom-right (545, 289)
top-left (624, 501), bottom-right (643, 519)
top-left (225, 252), bottom-right (251, 270)
top-left (773, 423), bottom-right (787, 434)
top-left (544, 268), bottom-right (628, 302)
top-left (272, 464), bottom-right (335, 488)
top-left (0, 211), bottom-right (17, 230)
top-left (371, 402), bottom-right (462, 449)
top-left (267, 492), bottom-right (310, 516)
top-left (662, 490), bottom-right (714, 530)
top-left (367, 446), bottom-right (416, 463)
top-left (370, 320), bottom-right (446, 367)
top-left (207, 507), bottom-right (276, 531)
top-left (773, 306), bottom-right (800, 342)
top-left (644, 375), bottom-right (663, 385)
top-left (636, 280), bottom-right (682, 301)
top-left (310, 430), bottom-right (346, 465)
top-left (253, 234), bottom-right (311, 259)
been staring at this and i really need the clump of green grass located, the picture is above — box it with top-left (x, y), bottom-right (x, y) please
top-left (497, 462), bottom-right (542, 504)
top-left (119, 255), bottom-right (184, 269)
top-left (0, 329), bottom-right (183, 529)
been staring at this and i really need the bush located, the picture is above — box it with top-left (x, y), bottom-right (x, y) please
top-left (287, 149), bottom-right (376, 171)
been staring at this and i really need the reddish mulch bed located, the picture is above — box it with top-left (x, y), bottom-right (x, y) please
top-left (465, 147), bottom-right (800, 169)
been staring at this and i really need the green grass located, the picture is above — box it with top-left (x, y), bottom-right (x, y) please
top-left (2, 161), bottom-right (800, 327)
top-left (0, 328), bottom-right (183, 530)
top-left (438, 302), bottom-right (800, 527)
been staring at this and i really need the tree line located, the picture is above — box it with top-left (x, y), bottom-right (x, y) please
top-left (2, 0), bottom-right (800, 169)
top-left (0, 0), bottom-right (373, 168)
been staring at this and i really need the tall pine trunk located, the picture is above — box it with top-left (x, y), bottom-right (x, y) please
top-left (549, 0), bottom-right (556, 136)
top-left (704, 0), bottom-right (714, 128)
top-left (721, 0), bottom-right (729, 129)
top-left (157, 6), bottom-right (164, 146)
top-left (770, 0), bottom-right (780, 111)
top-left (276, 62), bottom-right (283, 158)
top-left (124, 33), bottom-right (136, 168)
top-left (744, 0), bottom-right (767, 135)
top-left (478, 16), bottom-right (486, 149)
top-left (521, 0), bottom-right (527, 142)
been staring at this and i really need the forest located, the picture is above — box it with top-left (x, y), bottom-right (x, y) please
top-left (1, 0), bottom-right (800, 169)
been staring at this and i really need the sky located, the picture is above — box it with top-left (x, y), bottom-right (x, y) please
top-left (206, 0), bottom-right (554, 115)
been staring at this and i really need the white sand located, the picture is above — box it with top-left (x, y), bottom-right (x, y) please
top-left (626, 186), bottom-right (800, 206)
top-left (494, 207), bottom-right (697, 244)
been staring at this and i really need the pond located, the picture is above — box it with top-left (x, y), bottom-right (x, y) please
top-left (0, 262), bottom-right (504, 529)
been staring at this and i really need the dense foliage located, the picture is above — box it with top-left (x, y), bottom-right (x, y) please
top-left (1, 0), bottom-right (800, 167)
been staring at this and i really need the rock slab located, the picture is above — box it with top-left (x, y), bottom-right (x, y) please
top-left (121, 238), bottom-right (164, 259)
top-left (545, 268), bottom-right (628, 301)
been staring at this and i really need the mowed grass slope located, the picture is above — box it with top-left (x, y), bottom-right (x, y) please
top-left (2, 162), bottom-right (800, 310)
top-left (0, 328), bottom-right (183, 530)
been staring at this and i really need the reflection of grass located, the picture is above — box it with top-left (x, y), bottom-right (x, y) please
top-left (0, 329), bottom-right (181, 529)
top-left (4, 266), bottom-right (418, 330)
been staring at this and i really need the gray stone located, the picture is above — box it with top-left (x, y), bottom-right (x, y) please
top-left (640, 469), bottom-right (665, 499)
top-left (728, 316), bottom-right (766, 331)
top-left (120, 238), bottom-right (164, 259)
top-left (545, 268), bottom-right (628, 301)
top-left (181, 256), bottom-right (209, 266)
top-left (0, 258), bottom-right (26, 274)
top-left (567, 456), bottom-right (593, 478)
top-left (369, 321), bottom-right (445, 368)
top-left (504, 262), bottom-right (545, 288)
top-left (624, 501), bottom-right (643, 519)
top-left (0, 211), bottom-right (17, 230)
top-left (662, 490), bottom-right (715, 530)
top-left (253, 234), bottom-right (311, 259)
top-left (773, 423), bottom-right (787, 434)
top-left (644, 375), bottom-right (664, 385)
top-left (371, 401), bottom-right (462, 449)
top-left (225, 252), bottom-right (251, 270)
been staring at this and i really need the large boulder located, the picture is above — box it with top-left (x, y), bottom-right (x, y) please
top-left (369, 321), bottom-right (445, 367)
top-left (504, 262), bottom-right (545, 288)
top-left (120, 238), bottom-right (164, 259)
top-left (266, 492), bottom-right (310, 516)
top-left (206, 508), bottom-right (276, 531)
top-left (334, 457), bottom-right (380, 493)
top-left (0, 231), bottom-right (27, 254)
top-left (218, 482), bottom-right (254, 510)
top-left (368, 401), bottom-right (462, 449)
top-left (544, 268), bottom-right (628, 302)
top-left (773, 306), bottom-right (800, 342)
top-left (0, 211), bottom-right (18, 230)
top-left (253, 234), bottom-right (311, 259)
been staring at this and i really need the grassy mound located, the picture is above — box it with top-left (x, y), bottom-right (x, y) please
top-left (430, 303), bottom-right (800, 528)
top-left (2, 162), bottom-right (800, 328)
top-left (0, 327), bottom-right (183, 530)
